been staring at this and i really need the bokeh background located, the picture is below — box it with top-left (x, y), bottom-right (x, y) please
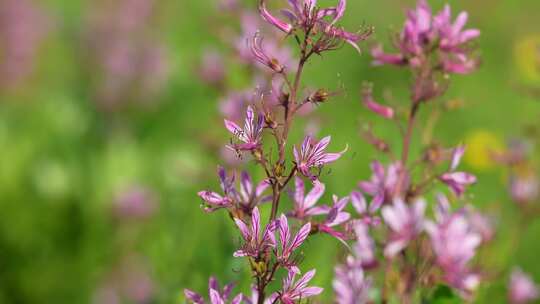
top-left (1, 0), bottom-right (539, 303)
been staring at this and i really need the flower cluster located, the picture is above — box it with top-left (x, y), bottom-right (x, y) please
top-left (185, 1), bottom-right (534, 303)
top-left (371, 0), bottom-right (480, 102)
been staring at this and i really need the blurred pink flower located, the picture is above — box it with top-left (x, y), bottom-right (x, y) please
top-left (509, 268), bottom-right (540, 304)
top-left (381, 199), bottom-right (425, 258)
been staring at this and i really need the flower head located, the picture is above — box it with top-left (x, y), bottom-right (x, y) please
top-left (509, 268), bottom-right (540, 304)
top-left (259, 0), bottom-right (371, 53)
top-left (381, 199), bottom-right (425, 257)
top-left (333, 254), bottom-right (372, 304)
top-left (233, 207), bottom-right (277, 258)
top-left (184, 277), bottom-right (243, 304)
top-left (294, 136), bottom-right (347, 181)
top-left (289, 177), bottom-right (327, 220)
top-left (439, 145), bottom-right (476, 196)
top-left (358, 161), bottom-right (409, 205)
top-left (224, 106), bottom-right (265, 152)
top-left (425, 198), bottom-right (481, 295)
top-left (350, 191), bottom-right (381, 227)
top-left (371, 0), bottom-right (479, 75)
top-left (279, 269), bottom-right (323, 304)
top-left (276, 214), bottom-right (312, 270)
top-left (318, 195), bottom-right (350, 241)
top-left (198, 167), bottom-right (270, 213)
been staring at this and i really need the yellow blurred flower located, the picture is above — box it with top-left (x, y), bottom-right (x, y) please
top-left (464, 130), bottom-right (504, 171)
top-left (513, 34), bottom-right (540, 85)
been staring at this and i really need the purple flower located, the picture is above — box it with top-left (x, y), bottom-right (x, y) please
top-left (439, 145), bottom-right (476, 196)
top-left (276, 214), bottom-right (312, 270)
top-left (381, 199), bottom-right (425, 258)
top-left (425, 200), bottom-right (481, 295)
top-left (318, 195), bottom-right (351, 241)
top-left (509, 268), bottom-right (540, 304)
top-left (233, 207), bottom-right (277, 258)
top-left (294, 136), bottom-right (347, 181)
top-left (279, 269), bottom-right (323, 304)
top-left (350, 191), bottom-right (381, 227)
top-left (184, 277), bottom-right (243, 304)
top-left (198, 167), bottom-right (270, 213)
top-left (289, 177), bottom-right (327, 220)
top-left (333, 254), bottom-right (372, 304)
top-left (224, 106), bottom-right (265, 152)
top-left (198, 166), bottom-right (236, 212)
top-left (358, 161), bottom-right (409, 205)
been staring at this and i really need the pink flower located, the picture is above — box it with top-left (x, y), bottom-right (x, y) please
top-left (184, 277), bottom-right (243, 304)
top-left (371, 0), bottom-right (479, 75)
top-left (439, 145), bottom-right (476, 196)
top-left (233, 207), bottom-right (277, 258)
top-left (249, 33), bottom-right (286, 73)
top-left (198, 167), bottom-right (270, 213)
top-left (318, 195), bottom-right (350, 241)
top-left (113, 186), bottom-right (157, 220)
top-left (294, 136), bottom-right (347, 181)
top-left (224, 106), bottom-right (265, 152)
top-left (381, 199), bottom-right (425, 257)
top-left (279, 269), bottom-right (323, 304)
top-left (259, 0), bottom-right (371, 53)
top-left (509, 268), bottom-right (540, 304)
top-left (358, 161), bottom-right (409, 205)
top-left (259, 0), bottom-right (293, 34)
top-left (333, 255), bottom-right (372, 304)
top-left (289, 177), bottom-right (327, 220)
top-left (350, 191), bottom-right (381, 226)
top-left (361, 85), bottom-right (395, 119)
top-left (275, 214), bottom-right (312, 270)
top-left (425, 199), bottom-right (481, 295)
top-left (352, 222), bottom-right (377, 269)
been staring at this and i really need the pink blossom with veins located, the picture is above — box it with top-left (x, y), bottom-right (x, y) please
top-left (275, 214), bottom-right (312, 271)
top-left (233, 207), bottom-right (277, 258)
top-left (198, 167), bottom-right (270, 213)
top-left (294, 136), bottom-right (347, 181)
top-left (288, 177), bottom-right (327, 220)
top-left (224, 106), bottom-right (265, 152)
top-left (509, 268), bottom-right (540, 304)
top-left (381, 199), bottom-right (425, 258)
top-left (318, 195), bottom-right (351, 242)
top-left (278, 269), bottom-right (323, 304)
top-left (184, 277), bottom-right (243, 304)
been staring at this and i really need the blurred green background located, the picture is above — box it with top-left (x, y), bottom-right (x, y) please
top-left (0, 0), bottom-right (539, 303)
